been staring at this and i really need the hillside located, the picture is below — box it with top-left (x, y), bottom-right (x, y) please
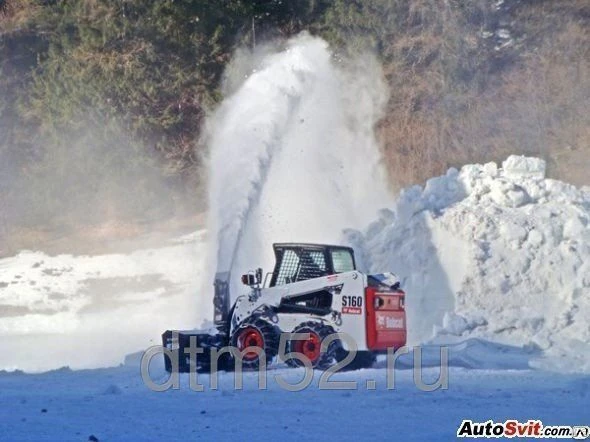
top-left (1, 0), bottom-right (589, 242)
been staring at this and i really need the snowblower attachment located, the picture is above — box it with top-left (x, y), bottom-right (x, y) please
top-left (161, 271), bottom-right (233, 372)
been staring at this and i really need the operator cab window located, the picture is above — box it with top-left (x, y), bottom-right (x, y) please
top-left (331, 249), bottom-right (354, 273)
top-left (275, 250), bottom-right (300, 286)
top-left (296, 250), bottom-right (327, 281)
top-left (274, 249), bottom-right (329, 285)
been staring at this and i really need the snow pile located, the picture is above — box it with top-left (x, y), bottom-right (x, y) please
top-left (349, 155), bottom-right (590, 373)
top-left (205, 33), bottom-right (391, 309)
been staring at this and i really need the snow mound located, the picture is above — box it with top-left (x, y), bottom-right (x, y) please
top-left (349, 155), bottom-right (590, 373)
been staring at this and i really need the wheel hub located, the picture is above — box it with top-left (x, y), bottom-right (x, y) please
top-left (295, 331), bottom-right (321, 363)
top-left (236, 327), bottom-right (264, 361)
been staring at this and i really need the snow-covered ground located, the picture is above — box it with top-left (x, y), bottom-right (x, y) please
top-left (0, 231), bottom-right (207, 372)
top-left (1, 361), bottom-right (588, 442)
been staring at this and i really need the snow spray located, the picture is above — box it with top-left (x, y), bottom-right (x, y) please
top-left (203, 34), bottom-right (392, 316)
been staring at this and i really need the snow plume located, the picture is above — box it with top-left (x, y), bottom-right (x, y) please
top-left (203, 33), bottom-right (392, 313)
top-left (351, 156), bottom-right (590, 373)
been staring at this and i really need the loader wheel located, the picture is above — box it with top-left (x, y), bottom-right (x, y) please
top-left (231, 317), bottom-right (279, 370)
top-left (286, 321), bottom-right (340, 370)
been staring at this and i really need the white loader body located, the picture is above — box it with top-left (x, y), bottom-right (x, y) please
top-left (232, 271), bottom-right (369, 351)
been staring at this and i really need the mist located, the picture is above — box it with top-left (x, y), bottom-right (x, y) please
top-left (0, 110), bottom-right (203, 256)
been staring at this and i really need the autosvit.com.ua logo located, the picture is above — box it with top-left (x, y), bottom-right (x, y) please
top-left (457, 419), bottom-right (589, 439)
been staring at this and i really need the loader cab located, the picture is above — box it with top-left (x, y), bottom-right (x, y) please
top-left (269, 243), bottom-right (356, 287)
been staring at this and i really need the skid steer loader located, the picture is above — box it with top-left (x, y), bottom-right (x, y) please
top-left (162, 243), bottom-right (406, 372)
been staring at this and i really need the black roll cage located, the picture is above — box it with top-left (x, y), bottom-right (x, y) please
top-left (269, 243), bottom-right (357, 287)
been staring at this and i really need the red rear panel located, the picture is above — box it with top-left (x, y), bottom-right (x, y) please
top-left (365, 286), bottom-right (407, 350)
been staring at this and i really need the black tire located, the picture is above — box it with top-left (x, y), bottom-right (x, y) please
top-left (286, 321), bottom-right (340, 370)
top-left (230, 317), bottom-right (279, 370)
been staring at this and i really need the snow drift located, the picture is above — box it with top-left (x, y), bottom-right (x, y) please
top-left (348, 155), bottom-right (590, 372)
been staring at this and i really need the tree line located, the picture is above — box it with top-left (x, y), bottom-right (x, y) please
top-left (1, 0), bottom-right (588, 233)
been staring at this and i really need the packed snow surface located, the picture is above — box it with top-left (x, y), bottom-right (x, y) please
top-left (348, 155), bottom-right (590, 373)
top-left (1, 362), bottom-right (588, 442)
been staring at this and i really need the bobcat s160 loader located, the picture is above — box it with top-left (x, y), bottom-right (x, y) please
top-left (162, 243), bottom-right (406, 372)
